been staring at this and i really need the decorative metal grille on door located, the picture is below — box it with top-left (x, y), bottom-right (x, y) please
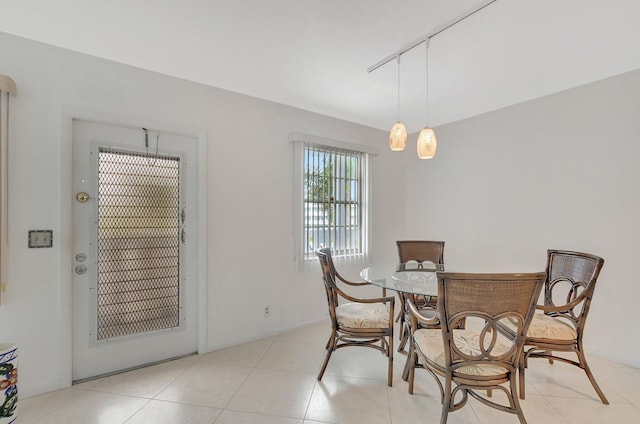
top-left (96, 148), bottom-right (182, 340)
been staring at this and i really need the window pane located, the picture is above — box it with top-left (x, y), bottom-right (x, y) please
top-left (303, 143), bottom-right (366, 260)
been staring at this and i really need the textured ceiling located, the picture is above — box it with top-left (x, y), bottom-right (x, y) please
top-left (1, 0), bottom-right (639, 132)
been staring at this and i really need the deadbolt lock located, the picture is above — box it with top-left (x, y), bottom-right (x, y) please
top-left (76, 192), bottom-right (90, 203)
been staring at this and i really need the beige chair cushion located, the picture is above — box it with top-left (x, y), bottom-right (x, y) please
top-left (502, 312), bottom-right (577, 341)
top-left (527, 313), bottom-right (577, 340)
top-left (336, 302), bottom-right (390, 328)
top-left (414, 328), bottom-right (511, 377)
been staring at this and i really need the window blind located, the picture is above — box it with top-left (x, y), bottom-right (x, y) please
top-left (303, 143), bottom-right (365, 261)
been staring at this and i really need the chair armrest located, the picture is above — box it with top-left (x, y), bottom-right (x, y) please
top-left (335, 271), bottom-right (387, 298)
top-left (336, 286), bottom-right (395, 306)
top-left (536, 291), bottom-right (588, 314)
top-left (335, 273), bottom-right (372, 287)
top-left (407, 297), bottom-right (440, 328)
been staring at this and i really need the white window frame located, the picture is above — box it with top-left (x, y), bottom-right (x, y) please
top-left (291, 133), bottom-right (377, 271)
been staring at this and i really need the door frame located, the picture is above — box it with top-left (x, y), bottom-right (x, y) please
top-left (60, 107), bottom-right (208, 387)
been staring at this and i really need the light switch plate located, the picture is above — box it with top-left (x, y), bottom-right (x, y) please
top-left (28, 230), bottom-right (53, 248)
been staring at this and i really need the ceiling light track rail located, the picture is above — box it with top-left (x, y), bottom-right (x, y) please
top-left (366, 0), bottom-right (498, 73)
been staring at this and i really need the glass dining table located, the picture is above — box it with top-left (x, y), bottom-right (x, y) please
top-left (360, 262), bottom-right (449, 297)
top-left (360, 262), bottom-right (450, 381)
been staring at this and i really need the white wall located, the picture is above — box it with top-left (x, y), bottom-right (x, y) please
top-left (0, 31), bottom-right (404, 398)
top-left (402, 69), bottom-right (640, 367)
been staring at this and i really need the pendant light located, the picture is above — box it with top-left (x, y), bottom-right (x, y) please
top-left (370, 1), bottom-right (498, 160)
top-left (389, 55), bottom-right (407, 151)
top-left (416, 39), bottom-right (437, 159)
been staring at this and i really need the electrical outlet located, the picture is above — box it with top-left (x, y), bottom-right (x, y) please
top-left (264, 305), bottom-right (271, 317)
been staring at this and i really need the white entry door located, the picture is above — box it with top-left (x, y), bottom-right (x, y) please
top-left (72, 119), bottom-right (198, 381)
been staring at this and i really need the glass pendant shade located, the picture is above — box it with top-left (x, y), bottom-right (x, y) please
top-left (389, 121), bottom-right (407, 151)
top-left (416, 127), bottom-right (437, 159)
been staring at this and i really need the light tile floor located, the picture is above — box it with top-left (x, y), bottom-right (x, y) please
top-left (18, 322), bottom-right (640, 423)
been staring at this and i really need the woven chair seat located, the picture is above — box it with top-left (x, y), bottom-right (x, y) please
top-left (503, 312), bottom-right (577, 341)
top-left (414, 328), bottom-right (511, 377)
top-left (336, 302), bottom-right (390, 328)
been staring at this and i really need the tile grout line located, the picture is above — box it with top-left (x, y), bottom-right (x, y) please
top-left (214, 333), bottom-right (281, 418)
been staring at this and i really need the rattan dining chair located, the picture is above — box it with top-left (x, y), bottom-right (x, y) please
top-left (501, 250), bottom-right (608, 404)
top-left (315, 248), bottom-right (395, 386)
top-left (396, 240), bottom-right (445, 352)
top-left (407, 271), bottom-right (545, 424)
